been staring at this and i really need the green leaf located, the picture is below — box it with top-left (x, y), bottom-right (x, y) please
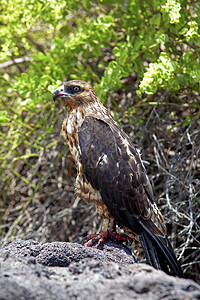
top-left (0, 111), bottom-right (10, 123)
top-left (150, 13), bottom-right (161, 28)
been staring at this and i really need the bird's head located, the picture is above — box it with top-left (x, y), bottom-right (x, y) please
top-left (53, 79), bottom-right (98, 109)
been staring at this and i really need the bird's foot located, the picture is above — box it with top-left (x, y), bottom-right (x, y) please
top-left (86, 230), bottom-right (132, 247)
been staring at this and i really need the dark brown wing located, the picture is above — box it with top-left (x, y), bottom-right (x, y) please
top-left (78, 116), bottom-right (166, 237)
top-left (78, 115), bottom-right (183, 278)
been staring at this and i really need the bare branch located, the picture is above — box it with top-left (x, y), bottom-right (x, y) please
top-left (0, 57), bottom-right (33, 69)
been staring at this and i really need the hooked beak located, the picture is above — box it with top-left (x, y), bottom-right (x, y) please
top-left (53, 85), bottom-right (69, 101)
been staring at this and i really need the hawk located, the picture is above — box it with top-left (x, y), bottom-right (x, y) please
top-left (53, 79), bottom-right (183, 277)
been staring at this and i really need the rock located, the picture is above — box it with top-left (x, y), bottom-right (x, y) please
top-left (0, 239), bottom-right (136, 266)
top-left (0, 240), bottom-right (199, 300)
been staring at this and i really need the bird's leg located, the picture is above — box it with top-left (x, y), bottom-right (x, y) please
top-left (102, 218), bottom-right (110, 232)
top-left (104, 219), bottom-right (133, 246)
top-left (108, 219), bottom-right (116, 232)
top-left (86, 218), bottom-right (109, 247)
top-left (86, 218), bottom-right (132, 247)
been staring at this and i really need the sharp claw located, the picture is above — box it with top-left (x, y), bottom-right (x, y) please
top-left (85, 230), bottom-right (133, 247)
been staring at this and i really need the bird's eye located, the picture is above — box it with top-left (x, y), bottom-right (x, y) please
top-left (67, 85), bottom-right (81, 94)
top-left (73, 86), bottom-right (80, 92)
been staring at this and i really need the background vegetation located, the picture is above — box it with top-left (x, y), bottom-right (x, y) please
top-left (0, 0), bottom-right (199, 282)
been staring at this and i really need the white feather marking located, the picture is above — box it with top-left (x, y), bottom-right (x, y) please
top-left (99, 154), bottom-right (108, 165)
top-left (59, 84), bottom-right (64, 91)
top-left (77, 144), bottom-right (82, 156)
top-left (123, 138), bottom-right (129, 147)
top-left (76, 108), bottom-right (83, 121)
top-left (126, 146), bottom-right (133, 156)
top-left (67, 121), bottom-right (72, 134)
top-left (129, 173), bottom-right (134, 181)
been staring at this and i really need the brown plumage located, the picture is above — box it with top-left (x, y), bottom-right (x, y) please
top-left (53, 79), bottom-right (183, 277)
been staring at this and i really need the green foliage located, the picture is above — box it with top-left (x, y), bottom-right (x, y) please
top-left (0, 0), bottom-right (200, 243)
top-left (1, 0), bottom-right (199, 108)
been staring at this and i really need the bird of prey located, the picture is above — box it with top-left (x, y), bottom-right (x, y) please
top-left (53, 79), bottom-right (183, 277)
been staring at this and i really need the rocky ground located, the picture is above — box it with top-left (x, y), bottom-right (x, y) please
top-left (0, 240), bottom-right (199, 300)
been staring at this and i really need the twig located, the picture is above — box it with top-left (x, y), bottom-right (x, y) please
top-left (140, 91), bottom-right (169, 146)
top-left (26, 35), bottom-right (45, 53)
top-left (29, 191), bottom-right (65, 233)
top-left (0, 57), bottom-right (33, 69)
top-left (153, 134), bottom-right (169, 169)
top-left (165, 124), bottom-right (192, 212)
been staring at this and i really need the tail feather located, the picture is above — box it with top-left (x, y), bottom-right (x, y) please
top-left (140, 230), bottom-right (183, 278)
top-left (140, 233), bottom-right (161, 270)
